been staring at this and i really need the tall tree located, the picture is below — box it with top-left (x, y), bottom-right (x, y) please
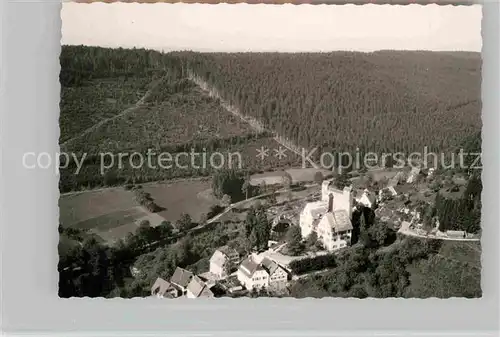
top-left (286, 225), bottom-right (303, 256)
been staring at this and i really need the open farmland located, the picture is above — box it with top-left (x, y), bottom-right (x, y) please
top-left (141, 179), bottom-right (216, 224)
top-left (59, 188), bottom-right (167, 243)
top-left (59, 178), bottom-right (221, 242)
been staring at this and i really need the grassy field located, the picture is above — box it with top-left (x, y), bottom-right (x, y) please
top-left (59, 187), bottom-right (167, 243)
top-left (59, 188), bottom-right (139, 227)
top-left (404, 240), bottom-right (481, 298)
top-left (142, 179), bottom-right (216, 223)
top-left (59, 178), bottom-right (219, 242)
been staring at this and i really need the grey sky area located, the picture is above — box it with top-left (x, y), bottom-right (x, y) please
top-left (62, 3), bottom-right (482, 52)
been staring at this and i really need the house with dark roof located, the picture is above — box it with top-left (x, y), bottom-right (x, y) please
top-left (209, 246), bottom-right (240, 279)
top-left (170, 267), bottom-right (194, 295)
top-left (186, 275), bottom-right (214, 299)
top-left (300, 179), bottom-right (355, 244)
top-left (315, 193), bottom-right (353, 251)
top-left (236, 255), bottom-right (269, 290)
top-left (151, 277), bottom-right (179, 298)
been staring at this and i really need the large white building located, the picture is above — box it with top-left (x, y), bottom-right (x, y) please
top-left (299, 179), bottom-right (354, 251)
top-left (237, 255), bottom-right (269, 290)
top-left (236, 255), bottom-right (288, 291)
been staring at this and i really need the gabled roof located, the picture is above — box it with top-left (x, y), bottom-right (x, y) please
top-left (310, 206), bottom-right (328, 219)
top-left (186, 275), bottom-right (208, 298)
top-left (151, 277), bottom-right (175, 297)
top-left (170, 267), bottom-right (194, 288)
top-left (199, 285), bottom-right (214, 298)
top-left (238, 256), bottom-right (266, 278)
top-left (323, 210), bottom-right (352, 232)
top-left (303, 201), bottom-right (328, 219)
top-left (388, 171), bottom-right (405, 187)
top-left (260, 257), bottom-right (281, 276)
top-left (361, 190), bottom-right (376, 204)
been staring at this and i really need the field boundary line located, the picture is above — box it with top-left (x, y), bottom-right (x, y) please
top-left (187, 71), bottom-right (318, 169)
top-left (60, 76), bottom-right (165, 151)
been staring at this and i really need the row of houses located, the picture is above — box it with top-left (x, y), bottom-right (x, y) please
top-left (237, 254), bottom-right (289, 291)
top-left (152, 245), bottom-right (291, 299)
top-left (151, 267), bottom-right (215, 299)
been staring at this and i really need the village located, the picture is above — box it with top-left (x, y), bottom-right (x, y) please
top-left (148, 164), bottom-right (481, 299)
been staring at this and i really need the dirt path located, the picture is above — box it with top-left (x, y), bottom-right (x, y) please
top-left (60, 76), bottom-right (165, 152)
top-left (188, 72), bottom-right (318, 169)
top-left (205, 188), bottom-right (287, 225)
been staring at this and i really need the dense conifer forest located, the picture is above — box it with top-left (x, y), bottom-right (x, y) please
top-left (59, 46), bottom-right (482, 192)
top-left (183, 51), bottom-right (482, 155)
top-left (58, 46), bottom-right (482, 299)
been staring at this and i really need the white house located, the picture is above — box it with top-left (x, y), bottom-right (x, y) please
top-left (315, 196), bottom-right (353, 251)
top-left (299, 179), bottom-right (354, 251)
top-left (299, 201), bottom-right (329, 238)
top-left (300, 179), bottom-right (354, 239)
top-left (186, 275), bottom-right (214, 299)
top-left (357, 189), bottom-right (376, 209)
top-left (209, 246), bottom-right (240, 279)
top-left (237, 255), bottom-right (269, 290)
top-left (260, 257), bottom-right (288, 290)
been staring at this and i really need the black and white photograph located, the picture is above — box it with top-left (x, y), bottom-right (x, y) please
top-left (55, 2), bottom-right (483, 299)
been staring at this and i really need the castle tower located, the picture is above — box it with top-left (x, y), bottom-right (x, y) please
top-left (320, 179), bottom-right (353, 219)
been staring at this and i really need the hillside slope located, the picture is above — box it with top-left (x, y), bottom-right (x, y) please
top-left (184, 51), bottom-right (482, 154)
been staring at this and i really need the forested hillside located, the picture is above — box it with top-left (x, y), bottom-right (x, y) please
top-left (183, 51), bottom-right (482, 154)
top-left (59, 47), bottom-right (482, 192)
